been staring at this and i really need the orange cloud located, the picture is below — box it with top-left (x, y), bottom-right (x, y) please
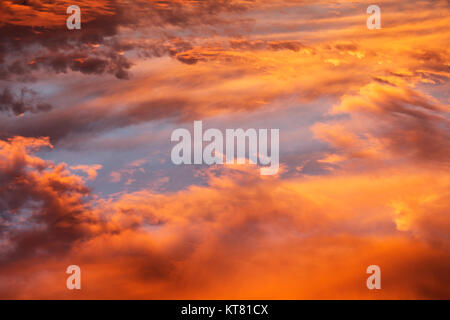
top-left (313, 80), bottom-right (449, 169)
top-left (1, 142), bottom-right (449, 298)
top-left (0, 137), bottom-right (98, 264)
top-left (1, 0), bottom-right (449, 300)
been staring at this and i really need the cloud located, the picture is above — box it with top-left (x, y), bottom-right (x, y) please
top-left (1, 0), bottom-right (448, 145)
top-left (0, 0), bottom-right (254, 80)
top-left (1, 149), bottom-right (449, 298)
top-left (0, 87), bottom-right (52, 116)
top-left (0, 137), bottom-right (98, 263)
top-left (70, 164), bottom-right (103, 180)
top-left (0, 0), bottom-right (449, 299)
top-left (313, 81), bottom-right (450, 167)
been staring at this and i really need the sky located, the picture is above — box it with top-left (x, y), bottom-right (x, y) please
top-left (0, 0), bottom-right (449, 299)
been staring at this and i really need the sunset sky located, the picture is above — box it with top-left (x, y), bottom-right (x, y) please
top-left (0, 0), bottom-right (449, 299)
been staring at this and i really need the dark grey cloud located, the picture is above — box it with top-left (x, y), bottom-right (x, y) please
top-left (0, 87), bottom-right (52, 116)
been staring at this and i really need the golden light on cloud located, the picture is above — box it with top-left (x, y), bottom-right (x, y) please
top-left (0, 0), bottom-right (449, 300)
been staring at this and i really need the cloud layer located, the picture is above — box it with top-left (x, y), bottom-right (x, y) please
top-left (0, 0), bottom-right (449, 299)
